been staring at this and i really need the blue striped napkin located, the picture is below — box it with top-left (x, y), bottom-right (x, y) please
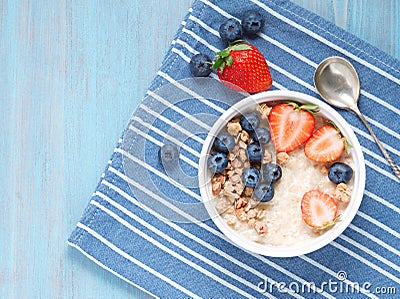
top-left (68, 0), bottom-right (400, 297)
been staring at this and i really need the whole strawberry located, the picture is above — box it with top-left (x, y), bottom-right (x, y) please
top-left (211, 40), bottom-right (272, 93)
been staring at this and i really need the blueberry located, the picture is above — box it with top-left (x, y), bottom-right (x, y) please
top-left (213, 132), bottom-right (235, 153)
top-left (246, 142), bottom-right (263, 163)
top-left (242, 167), bottom-right (260, 188)
top-left (253, 183), bottom-right (274, 202)
top-left (240, 113), bottom-right (260, 133)
top-left (263, 163), bottom-right (282, 184)
top-left (219, 18), bottom-right (243, 43)
top-left (328, 162), bottom-right (353, 184)
top-left (189, 54), bottom-right (212, 77)
top-left (241, 10), bottom-right (265, 36)
top-left (207, 152), bottom-right (228, 174)
top-left (252, 127), bottom-right (270, 145)
top-left (159, 144), bottom-right (179, 168)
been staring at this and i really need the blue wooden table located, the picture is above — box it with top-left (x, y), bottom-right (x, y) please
top-left (1, 1), bottom-right (399, 298)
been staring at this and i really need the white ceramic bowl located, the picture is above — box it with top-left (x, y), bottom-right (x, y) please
top-left (199, 90), bottom-right (365, 257)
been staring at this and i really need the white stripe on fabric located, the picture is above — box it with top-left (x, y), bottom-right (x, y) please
top-left (249, 0), bottom-right (400, 85)
top-left (361, 146), bottom-right (390, 166)
top-left (93, 190), bottom-right (299, 298)
top-left (364, 190), bottom-right (400, 214)
top-left (182, 28), bottom-right (220, 52)
top-left (331, 241), bottom-right (400, 284)
top-left (173, 39), bottom-right (198, 54)
top-left (157, 71), bottom-right (226, 114)
top-left (338, 235), bottom-right (400, 273)
top-left (299, 254), bottom-right (378, 299)
top-left (67, 241), bottom-right (158, 299)
top-left (267, 60), bottom-right (316, 91)
top-left (365, 160), bottom-right (398, 183)
top-left (89, 200), bottom-right (262, 299)
top-left (348, 224), bottom-right (400, 257)
top-left (114, 147), bottom-right (201, 201)
top-left (146, 90), bottom-right (212, 131)
top-left (361, 90), bottom-right (400, 115)
top-left (364, 115), bottom-right (400, 140)
top-left (102, 172), bottom-right (334, 298)
top-left (258, 32), bottom-right (318, 68)
top-left (130, 116), bottom-right (201, 158)
top-left (189, 15), bottom-right (219, 36)
top-left (127, 124), bottom-right (198, 168)
top-left (356, 211), bottom-right (400, 239)
top-left (196, 0), bottom-right (398, 127)
top-left (137, 103), bottom-right (204, 144)
top-left (182, 18), bottom-right (400, 144)
top-left (352, 126), bottom-right (400, 157)
top-left (104, 167), bottom-right (383, 297)
top-left (75, 222), bottom-right (199, 298)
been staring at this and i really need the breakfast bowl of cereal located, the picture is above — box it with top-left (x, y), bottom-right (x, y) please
top-left (198, 90), bottom-right (365, 257)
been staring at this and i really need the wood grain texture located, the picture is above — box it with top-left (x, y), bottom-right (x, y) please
top-left (0, 1), bottom-right (398, 298)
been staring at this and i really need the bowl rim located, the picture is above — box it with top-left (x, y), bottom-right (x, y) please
top-left (198, 90), bottom-right (366, 257)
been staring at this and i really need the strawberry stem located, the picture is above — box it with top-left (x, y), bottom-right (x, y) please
top-left (315, 214), bottom-right (341, 230)
top-left (286, 102), bottom-right (319, 114)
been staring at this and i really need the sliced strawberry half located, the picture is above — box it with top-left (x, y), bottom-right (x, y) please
top-left (304, 125), bottom-right (345, 163)
top-left (301, 190), bottom-right (339, 229)
top-left (268, 103), bottom-right (318, 152)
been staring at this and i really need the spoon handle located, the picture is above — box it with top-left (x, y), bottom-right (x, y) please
top-left (353, 108), bottom-right (400, 181)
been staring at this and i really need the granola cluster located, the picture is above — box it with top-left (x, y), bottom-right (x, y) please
top-left (333, 183), bottom-right (351, 203)
top-left (211, 107), bottom-right (275, 236)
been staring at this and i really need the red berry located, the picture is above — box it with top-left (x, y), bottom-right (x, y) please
top-left (301, 190), bottom-right (339, 229)
top-left (212, 41), bottom-right (272, 93)
top-left (268, 103), bottom-right (317, 152)
top-left (304, 125), bottom-right (345, 163)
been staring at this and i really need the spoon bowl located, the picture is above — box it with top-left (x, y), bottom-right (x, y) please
top-left (314, 56), bottom-right (360, 111)
top-left (314, 56), bottom-right (400, 181)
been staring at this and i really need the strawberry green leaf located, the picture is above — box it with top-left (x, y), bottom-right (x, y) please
top-left (286, 102), bottom-right (319, 114)
top-left (299, 104), bottom-right (320, 114)
top-left (211, 58), bottom-right (223, 69)
top-left (286, 102), bottom-right (300, 109)
top-left (218, 61), bottom-right (226, 73)
top-left (226, 55), bottom-right (233, 66)
top-left (211, 40), bottom-right (252, 73)
top-left (315, 214), bottom-right (341, 230)
top-left (229, 39), bottom-right (247, 46)
top-left (230, 44), bottom-right (252, 51)
top-left (344, 138), bottom-right (352, 154)
top-left (216, 49), bottom-right (230, 58)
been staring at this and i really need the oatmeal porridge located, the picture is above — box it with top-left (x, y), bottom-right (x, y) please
top-left (207, 101), bottom-right (354, 246)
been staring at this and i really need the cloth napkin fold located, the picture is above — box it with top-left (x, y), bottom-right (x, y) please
top-left (68, 0), bottom-right (400, 297)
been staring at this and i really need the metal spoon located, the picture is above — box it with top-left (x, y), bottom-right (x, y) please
top-left (314, 56), bottom-right (400, 181)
